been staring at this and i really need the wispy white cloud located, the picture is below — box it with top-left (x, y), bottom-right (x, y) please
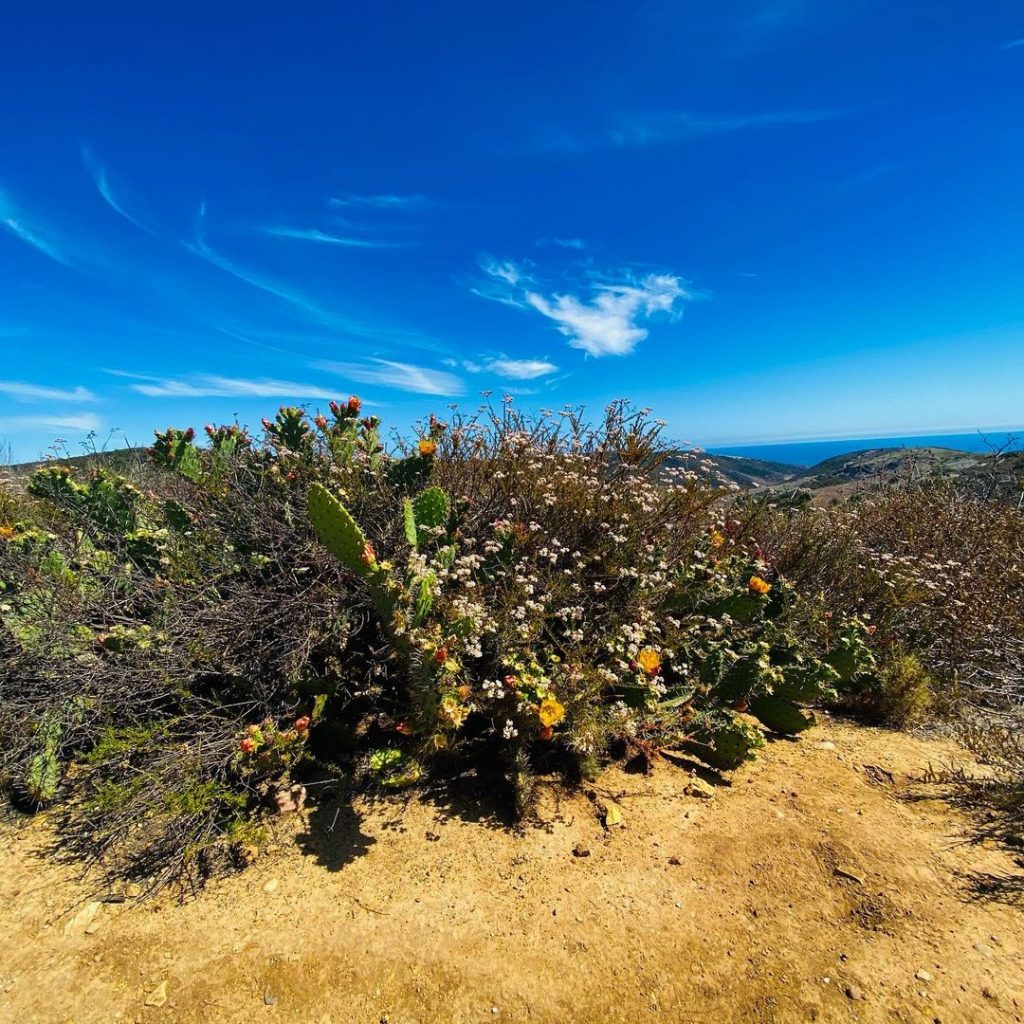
top-left (327, 193), bottom-right (434, 210)
top-left (477, 262), bottom-right (692, 357)
top-left (185, 205), bottom-right (363, 330)
top-left (0, 413), bottom-right (102, 434)
top-left (0, 189), bottom-right (71, 266)
top-left (118, 372), bottom-right (343, 400)
top-left (539, 108), bottom-right (837, 153)
top-left (535, 238), bottom-right (586, 250)
top-left (456, 357), bottom-right (559, 380)
top-left (81, 147), bottom-right (149, 231)
top-left (469, 258), bottom-right (532, 307)
top-left (0, 381), bottom-right (96, 403)
top-left (1001, 38), bottom-right (1024, 50)
top-left (316, 358), bottom-right (464, 396)
top-left (258, 225), bottom-right (406, 248)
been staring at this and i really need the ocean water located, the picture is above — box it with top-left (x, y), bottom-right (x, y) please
top-left (708, 431), bottom-right (1024, 468)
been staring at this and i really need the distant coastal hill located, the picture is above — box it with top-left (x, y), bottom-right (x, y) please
top-left (6, 442), bottom-right (1023, 503)
top-left (671, 444), bottom-right (1024, 501)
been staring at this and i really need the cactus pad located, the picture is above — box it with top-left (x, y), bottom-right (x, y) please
top-left (694, 714), bottom-right (765, 770)
top-left (749, 694), bottom-right (815, 734)
top-left (307, 483), bottom-right (377, 577)
top-left (413, 486), bottom-right (450, 530)
top-left (402, 497), bottom-right (418, 548)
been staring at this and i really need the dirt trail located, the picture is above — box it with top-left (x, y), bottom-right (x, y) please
top-left (2, 717), bottom-right (1023, 1024)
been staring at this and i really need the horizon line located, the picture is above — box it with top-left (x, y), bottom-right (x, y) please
top-left (701, 424), bottom-right (1024, 450)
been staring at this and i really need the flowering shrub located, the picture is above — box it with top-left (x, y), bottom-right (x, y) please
top-left (0, 399), bottom-right (879, 887)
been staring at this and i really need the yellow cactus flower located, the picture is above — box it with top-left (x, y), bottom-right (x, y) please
top-left (418, 438), bottom-right (437, 457)
top-left (439, 696), bottom-right (469, 729)
top-left (637, 647), bottom-right (662, 675)
top-left (538, 697), bottom-right (565, 728)
top-left (0, 525), bottom-right (14, 540)
top-left (748, 575), bottom-right (772, 595)
top-left (710, 530), bottom-right (725, 548)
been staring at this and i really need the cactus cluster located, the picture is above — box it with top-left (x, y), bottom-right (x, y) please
top-left (28, 466), bottom-right (141, 535)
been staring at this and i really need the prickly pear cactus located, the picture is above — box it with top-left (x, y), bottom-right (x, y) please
top-left (749, 694), bottom-right (814, 734)
top-left (691, 713), bottom-right (765, 770)
top-left (403, 498), bottom-right (418, 548)
top-left (27, 465), bottom-right (84, 506)
top-left (774, 659), bottom-right (840, 703)
top-left (413, 572), bottom-right (436, 626)
top-left (387, 453), bottom-right (432, 493)
top-left (263, 406), bottom-right (312, 454)
top-left (413, 486), bottom-right (450, 530)
top-left (307, 483), bottom-right (377, 578)
top-left (824, 620), bottom-right (876, 682)
top-left (23, 717), bottom-right (62, 806)
top-left (150, 427), bottom-right (202, 482)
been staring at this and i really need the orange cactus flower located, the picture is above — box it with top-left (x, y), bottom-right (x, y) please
top-left (239, 737), bottom-right (255, 754)
top-left (347, 396), bottom-right (362, 416)
top-left (538, 725), bottom-right (554, 741)
top-left (538, 697), bottom-right (565, 728)
top-left (434, 646), bottom-right (449, 666)
top-left (418, 438), bottom-right (437, 457)
top-left (748, 576), bottom-right (772, 595)
top-left (360, 542), bottom-right (376, 567)
top-left (0, 525), bottom-right (14, 540)
top-left (294, 715), bottom-right (311, 734)
top-left (457, 684), bottom-right (472, 699)
top-left (637, 648), bottom-right (661, 675)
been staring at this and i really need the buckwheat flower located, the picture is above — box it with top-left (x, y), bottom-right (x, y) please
top-left (502, 719), bottom-right (519, 740)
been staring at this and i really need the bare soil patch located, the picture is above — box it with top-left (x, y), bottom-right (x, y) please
top-left (2, 718), bottom-right (1022, 1024)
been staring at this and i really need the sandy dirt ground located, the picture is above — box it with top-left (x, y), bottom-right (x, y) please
top-left (1, 716), bottom-right (1022, 1024)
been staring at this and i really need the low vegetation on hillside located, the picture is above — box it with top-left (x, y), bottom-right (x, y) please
top-left (0, 400), bottom-right (1020, 890)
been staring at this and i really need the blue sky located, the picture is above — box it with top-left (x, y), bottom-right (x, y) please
top-left (2, 1), bottom-right (1023, 461)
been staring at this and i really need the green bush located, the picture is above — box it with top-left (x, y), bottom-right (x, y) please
top-left (0, 399), bottom-right (881, 888)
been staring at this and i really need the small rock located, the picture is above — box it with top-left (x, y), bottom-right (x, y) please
top-left (263, 878), bottom-right (279, 894)
top-left (126, 883), bottom-right (143, 899)
top-left (916, 969), bottom-right (933, 983)
top-left (973, 942), bottom-right (994, 957)
top-left (845, 984), bottom-right (866, 1001)
top-left (818, 741), bottom-right (836, 751)
top-left (263, 984), bottom-right (278, 1006)
top-left (144, 981), bottom-right (169, 1007)
top-left (85, 920), bottom-right (102, 936)
top-left (64, 901), bottom-right (101, 937)
top-left (684, 777), bottom-right (715, 800)
top-left (668, 856), bottom-right (681, 866)
top-left (602, 800), bottom-right (624, 827)
top-left (571, 844), bottom-right (590, 858)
